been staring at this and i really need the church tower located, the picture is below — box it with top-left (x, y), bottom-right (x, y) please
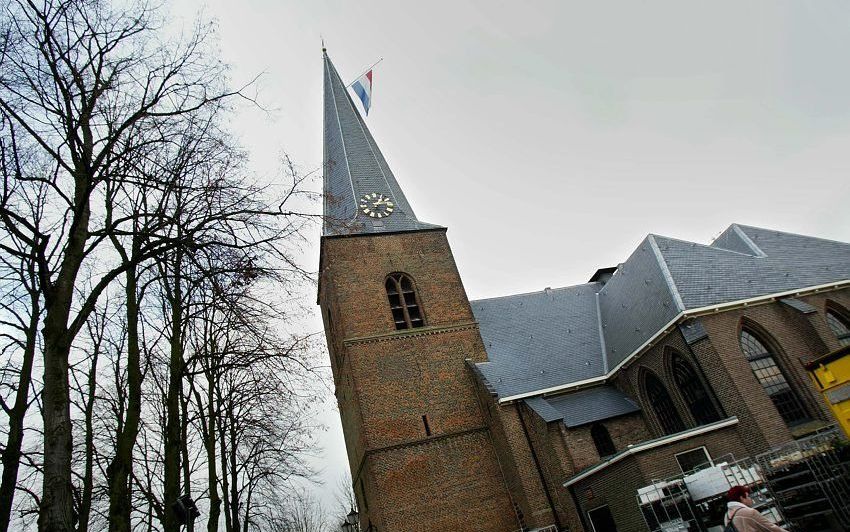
top-left (318, 51), bottom-right (517, 531)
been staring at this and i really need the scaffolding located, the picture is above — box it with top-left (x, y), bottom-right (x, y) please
top-left (636, 427), bottom-right (850, 531)
top-left (638, 478), bottom-right (700, 531)
top-left (756, 428), bottom-right (850, 531)
top-left (637, 456), bottom-right (787, 532)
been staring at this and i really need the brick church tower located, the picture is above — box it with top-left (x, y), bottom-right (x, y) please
top-left (318, 51), bottom-right (517, 531)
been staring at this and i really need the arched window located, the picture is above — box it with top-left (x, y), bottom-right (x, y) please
top-left (385, 273), bottom-right (424, 330)
top-left (826, 308), bottom-right (850, 347)
top-left (644, 372), bottom-right (685, 435)
top-left (590, 423), bottom-right (616, 458)
top-left (739, 328), bottom-right (808, 426)
top-left (671, 353), bottom-right (721, 425)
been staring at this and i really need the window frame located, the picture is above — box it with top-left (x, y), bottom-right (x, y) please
top-left (670, 352), bottom-right (722, 426)
top-left (643, 370), bottom-right (686, 436)
top-left (825, 307), bottom-right (850, 347)
top-left (739, 326), bottom-right (809, 427)
top-left (590, 423), bottom-right (617, 458)
top-left (675, 446), bottom-right (713, 475)
top-left (385, 273), bottom-right (425, 330)
top-left (587, 504), bottom-right (618, 532)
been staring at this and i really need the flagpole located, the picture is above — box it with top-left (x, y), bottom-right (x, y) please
top-left (346, 58), bottom-right (384, 87)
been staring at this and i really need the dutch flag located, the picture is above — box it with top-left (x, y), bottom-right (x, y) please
top-left (351, 70), bottom-right (372, 115)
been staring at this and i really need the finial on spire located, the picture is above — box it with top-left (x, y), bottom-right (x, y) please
top-left (321, 36), bottom-right (326, 53)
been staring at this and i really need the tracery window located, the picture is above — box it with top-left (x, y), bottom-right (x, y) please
top-left (644, 372), bottom-right (685, 435)
top-left (385, 273), bottom-right (424, 330)
top-left (671, 353), bottom-right (721, 425)
top-left (739, 328), bottom-right (809, 426)
top-left (826, 309), bottom-right (850, 346)
top-left (590, 423), bottom-right (616, 458)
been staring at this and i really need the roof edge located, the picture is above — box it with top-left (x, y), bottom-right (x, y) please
top-left (563, 417), bottom-right (740, 487)
top-left (497, 279), bottom-right (850, 404)
top-left (730, 224), bottom-right (767, 258)
top-left (648, 235), bottom-right (686, 312)
top-left (470, 282), bottom-right (603, 304)
top-left (321, 226), bottom-right (447, 241)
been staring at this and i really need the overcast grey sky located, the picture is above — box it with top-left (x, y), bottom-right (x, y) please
top-left (174, 0), bottom-right (850, 513)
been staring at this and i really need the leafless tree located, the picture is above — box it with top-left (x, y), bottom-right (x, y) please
top-left (331, 474), bottom-right (358, 528)
top-left (0, 0), bottom-right (323, 529)
top-left (264, 489), bottom-right (330, 532)
top-left (0, 114), bottom-right (47, 531)
top-left (0, 0), bottom-right (325, 530)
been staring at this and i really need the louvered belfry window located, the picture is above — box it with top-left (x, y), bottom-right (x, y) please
top-left (645, 372), bottom-right (685, 435)
top-left (739, 329), bottom-right (809, 426)
top-left (385, 273), bottom-right (424, 330)
top-left (671, 354), bottom-right (721, 425)
top-left (826, 309), bottom-right (850, 346)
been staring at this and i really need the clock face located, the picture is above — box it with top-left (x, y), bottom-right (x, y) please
top-left (359, 192), bottom-right (395, 218)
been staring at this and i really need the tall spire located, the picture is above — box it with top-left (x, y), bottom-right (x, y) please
top-left (322, 51), bottom-right (440, 236)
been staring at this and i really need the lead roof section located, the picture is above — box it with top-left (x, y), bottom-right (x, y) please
top-left (473, 224), bottom-right (850, 400)
top-left (322, 53), bottom-right (440, 236)
top-left (525, 387), bottom-right (641, 427)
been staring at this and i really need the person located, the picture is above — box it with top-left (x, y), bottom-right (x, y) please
top-left (724, 485), bottom-right (789, 532)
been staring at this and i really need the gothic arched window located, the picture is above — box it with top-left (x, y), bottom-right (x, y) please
top-left (590, 423), bottom-right (616, 458)
top-left (644, 371), bottom-right (685, 435)
top-left (826, 308), bottom-right (850, 347)
top-left (385, 273), bottom-right (424, 330)
top-left (739, 328), bottom-right (809, 426)
top-left (671, 353), bottom-right (721, 426)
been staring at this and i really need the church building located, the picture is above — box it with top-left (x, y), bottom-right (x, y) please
top-left (317, 51), bottom-right (850, 532)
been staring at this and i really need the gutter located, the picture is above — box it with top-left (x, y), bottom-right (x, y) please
top-left (562, 417), bottom-right (739, 487)
top-left (497, 279), bottom-right (850, 404)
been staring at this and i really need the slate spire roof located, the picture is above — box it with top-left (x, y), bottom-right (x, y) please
top-left (473, 224), bottom-right (850, 401)
top-left (322, 51), bottom-right (440, 236)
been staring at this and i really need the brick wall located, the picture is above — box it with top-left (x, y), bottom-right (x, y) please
top-left (572, 424), bottom-right (745, 532)
top-left (797, 290), bottom-right (850, 354)
top-left (367, 429), bottom-right (516, 531)
top-left (615, 328), bottom-right (721, 437)
top-left (320, 223), bottom-right (850, 532)
top-left (521, 403), bottom-right (582, 531)
top-left (319, 230), bottom-right (516, 531)
top-left (697, 298), bottom-right (834, 442)
top-left (558, 414), bottom-right (650, 473)
top-left (472, 383), bottom-right (556, 530)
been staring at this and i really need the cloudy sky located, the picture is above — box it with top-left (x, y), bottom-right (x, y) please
top-left (173, 0), bottom-right (850, 512)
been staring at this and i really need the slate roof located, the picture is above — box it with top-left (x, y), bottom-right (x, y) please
top-left (525, 387), bottom-right (641, 427)
top-left (473, 284), bottom-right (605, 399)
top-left (322, 52), bottom-right (440, 236)
top-left (473, 224), bottom-right (850, 400)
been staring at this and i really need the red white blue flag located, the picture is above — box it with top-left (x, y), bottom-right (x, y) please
top-left (351, 70), bottom-right (373, 115)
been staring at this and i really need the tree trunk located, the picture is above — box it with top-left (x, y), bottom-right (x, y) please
top-left (163, 249), bottom-right (183, 532)
top-left (219, 409), bottom-right (232, 532)
top-left (0, 292), bottom-right (39, 532)
top-left (228, 419), bottom-right (240, 532)
top-left (77, 323), bottom-right (100, 532)
top-left (38, 166), bottom-right (92, 531)
top-left (107, 262), bottom-right (141, 532)
top-left (205, 381), bottom-right (220, 532)
top-left (181, 386), bottom-right (193, 532)
top-left (39, 312), bottom-right (76, 531)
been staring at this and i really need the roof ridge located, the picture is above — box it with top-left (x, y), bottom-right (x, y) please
top-left (470, 282), bottom-right (602, 304)
top-left (647, 235), bottom-right (685, 312)
top-left (652, 233), bottom-right (764, 258)
top-left (729, 224), bottom-right (767, 257)
top-left (734, 223), bottom-right (850, 248)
